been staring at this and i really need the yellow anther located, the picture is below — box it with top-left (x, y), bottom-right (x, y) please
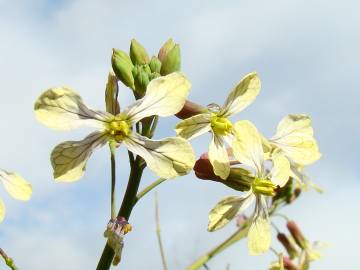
top-left (107, 116), bottom-right (131, 142)
top-left (252, 177), bottom-right (277, 196)
top-left (122, 224), bottom-right (132, 234)
top-left (210, 114), bottom-right (233, 136)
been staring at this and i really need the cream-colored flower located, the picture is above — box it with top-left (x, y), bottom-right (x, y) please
top-left (176, 72), bottom-right (261, 179)
top-left (34, 72), bottom-right (196, 182)
top-left (208, 120), bottom-right (290, 255)
top-left (0, 170), bottom-right (32, 222)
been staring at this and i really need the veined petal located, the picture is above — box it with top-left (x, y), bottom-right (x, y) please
top-left (51, 131), bottom-right (108, 181)
top-left (209, 134), bottom-right (230, 180)
top-left (123, 72), bottom-right (191, 124)
top-left (175, 113), bottom-right (211, 140)
top-left (270, 151), bottom-right (290, 187)
top-left (208, 193), bottom-right (255, 232)
top-left (0, 170), bottom-right (32, 200)
top-left (271, 114), bottom-right (321, 166)
top-left (124, 133), bottom-right (195, 179)
top-left (35, 87), bottom-right (111, 131)
top-left (219, 72), bottom-right (261, 117)
top-left (232, 120), bottom-right (264, 175)
top-left (0, 198), bottom-right (5, 222)
top-left (248, 196), bottom-right (271, 255)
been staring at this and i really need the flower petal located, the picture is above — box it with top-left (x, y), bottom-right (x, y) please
top-left (35, 87), bottom-right (111, 131)
top-left (123, 72), bottom-right (191, 124)
top-left (219, 72), bottom-right (261, 117)
top-left (209, 134), bottom-right (230, 180)
top-left (270, 114), bottom-right (321, 166)
top-left (232, 120), bottom-right (264, 175)
top-left (270, 151), bottom-right (290, 187)
top-left (0, 170), bottom-right (32, 200)
top-left (248, 196), bottom-right (271, 255)
top-left (124, 132), bottom-right (195, 179)
top-left (0, 198), bottom-right (5, 222)
top-left (175, 113), bottom-right (211, 140)
top-left (105, 71), bottom-right (120, 115)
top-left (208, 193), bottom-right (255, 232)
top-left (51, 131), bottom-right (108, 181)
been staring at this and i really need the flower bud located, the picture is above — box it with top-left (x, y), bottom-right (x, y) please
top-left (149, 56), bottom-right (162, 73)
top-left (158, 38), bottom-right (176, 62)
top-left (277, 233), bottom-right (299, 259)
top-left (287, 221), bottom-right (308, 249)
top-left (134, 69), bottom-right (150, 96)
top-left (130, 39), bottom-right (150, 65)
top-left (112, 49), bottom-right (135, 89)
top-left (283, 256), bottom-right (300, 270)
top-left (160, 44), bottom-right (181, 75)
top-left (175, 100), bottom-right (206, 119)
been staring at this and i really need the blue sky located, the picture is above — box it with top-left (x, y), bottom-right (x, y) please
top-left (0, 0), bottom-right (359, 269)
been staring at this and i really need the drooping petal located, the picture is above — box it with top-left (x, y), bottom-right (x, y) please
top-left (0, 198), bottom-right (5, 222)
top-left (248, 196), bottom-right (271, 255)
top-left (51, 131), bottom-right (108, 181)
top-left (219, 72), bottom-right (261, 117)
top-left (105, 71), bottom-right (120, 115)
top-left (208, 134), bottom-right (230, 180)
top-left (123, 72), bottom-right (191, 124)
top-left (0, 170), bottom-right (32, 200)
top-left (175, 113), bottom-right (211, 140)
top-left (124, 132), bottom-right (195, 179)
top-left (208, 192), bottom-right (255, 232)
top-left (34, 87), bottom-right (111, 131)
top-left (270, 151), bottom-right (290, 187)
top-left (270, 114), bottom-right (321, 166)
top-left (232, 120), bottom-right (264, 175)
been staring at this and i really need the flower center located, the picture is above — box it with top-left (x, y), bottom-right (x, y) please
top-left (210, 114), bottom-right (233, 136)
top-left (107, 117), bottom-right (131, 142)
top-left (252, 177), bottom-right (278, 196)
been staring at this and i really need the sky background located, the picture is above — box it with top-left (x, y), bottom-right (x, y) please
top-left (0, 0), bottom-right (359, 269)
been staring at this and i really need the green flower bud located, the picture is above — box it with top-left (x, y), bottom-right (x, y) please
top-left (130, 39), bottom-right (150, 65)
top-left (143, 64), bottom-right (151, 74)
top-left (160, 44), bottom-right (181, 75)
top-left (149, 56), bottom-right (162, 73)
top-left (111, 49), bottom-right (135, 89)
top-left (149, 72), bottom-right (160, 81)
top-left (134, 69), bottom-right (150, 96)
top-left (158, 38), bottom-right (175, 62)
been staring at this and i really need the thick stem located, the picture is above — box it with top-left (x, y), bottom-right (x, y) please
top-left (96, 156), bottom-right (145, 270)
top-left (186, 224), bottom-right (249, 270)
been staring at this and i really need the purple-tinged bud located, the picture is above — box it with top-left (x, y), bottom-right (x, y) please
top-left (283, 256), bottom-right (300, 270)
top-left (277, 233), bottom-right (299, 259)
top-left (175, 100), bottom-right (206, 119)
top-left (287, 221), bottom-right (308, 250)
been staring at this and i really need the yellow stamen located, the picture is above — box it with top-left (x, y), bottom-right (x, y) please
top-left (107, 116), bottom-right (131, 142)
top-left (252, 177), bottom-right (277, 196)
top-left (210, 114), bottom-right (233, 136)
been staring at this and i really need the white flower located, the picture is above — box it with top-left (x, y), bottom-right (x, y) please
top-left (0, 170), bottom-right (32, 222)
top-left (208, 120), bottom-right (290, 255)
top-left (34, 72), bottom-right (196, 182)
top-left (176, 72), bottom-right (261, 179)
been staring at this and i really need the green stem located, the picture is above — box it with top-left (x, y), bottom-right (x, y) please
top-left (0, 248), bottom-right (19, 270)
top-left (96, 156), bottom-right (145, 270)
top-left (110, 152), bottom-right (116, 219)
top-left (155, 192), bottom-right (168, 270)
top-left (186, 224), bottom-right (249, 270)
top-left (134, 178), bottom-right (166, 205)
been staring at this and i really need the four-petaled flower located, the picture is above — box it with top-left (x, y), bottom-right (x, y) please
top-left (0, 169), bottom-right (32, 222)
top-left (208, 120), bottom-right (290, 255)
top-left (176, 72), bottom-right (261, 180)
top-left (34, 72), bottom-right (195, 182)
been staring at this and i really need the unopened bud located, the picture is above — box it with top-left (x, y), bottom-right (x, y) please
top-left (175, 100), bottom-right (206, 119)
top-left (160, 44), bottom-right (181, 75)
top-left (130, 39), bottom-right (150, 65)
top-left (287, 221), bottom-right (308, 249)
top-left (158, 38), bottom-right (176, 62)
top-left (283, 256), bottom-right (299, 270)
top-left (134, 69), bottom-right (150, 96)
top-left (277, 233), bottom-right (299, 259)
top-left (112, 49), bottom-right (135, 89)
top-left (149, 56), bottom-right (162, 73)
